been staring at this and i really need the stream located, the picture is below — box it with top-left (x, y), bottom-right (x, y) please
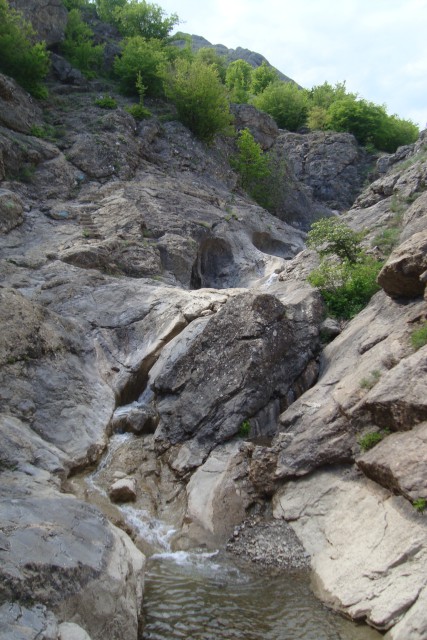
top-left (81, 434), bottom-right (382, 640)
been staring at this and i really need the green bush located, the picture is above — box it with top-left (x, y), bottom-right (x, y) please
top-left (225, 59), bottom-right (253, 103)
top-left (251, 61), bottom-right (278, 95)
top-left (372, 227), bottom-right (400, 255)
top-left (94, 0), bottom-right (126, 22)
top-left (358, 430), bottom-right (389, 451)
top-left (114, 35), bottom-right (167, 95)
top-left (307, 217), bottom-right (366, 263)
top-left (413, 498), bottom-right (426, 513)
top-left (195, 47), bottom-right (227, 83)
top-left (61, 9), bottom-right (104, 77)
top-left (411, 322), bottom-right (427, 351)
top-left (163, 58), bottom-right (233, 143)
top-left (0, 0), bottom-right (50, 97)
top-left (113, 0), bottom-right (179, 39)
top-left (238, 420), bottom-right (251, 437)
top-left (231, 129), bottom-right (270, 200)
top-left (94, 95), bottom-right (117, 108)
top-left (252, 81), bottom-right (309, 131)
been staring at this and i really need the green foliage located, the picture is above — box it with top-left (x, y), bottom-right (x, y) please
top-left (252, 81), bottom-right (309, 131)
top-left (125, 70), bottom-right (151, 119)
top-left (413, 498), bottom-right (426, 513)
top-left (309, 81), bottom-right (350, 109)
top-left (308, 256), bottom-right (382, 319)
top-left (195, 47), bottom-right (227, 83)
top-left (251, 61), bottom-right (278, 95)
top-left (114, 35), bottom-right (167, 95)
top-left (94, 95), bottom-right (117, 108)
top-left (163, 58), bottom-right (233, 143)
top-left (94, 0), bottom-right (127, 22)
top-left (61, 9), bottom-right (104, 78)
top-left (359, 369), bottom-right (381, 390)
top-left (307, 106), bottom-right (330, 130)
top-left (373, 227), bottom-right (400, 255)
top-left (307, 218), bottom-right (366, 264)
top-left (231, 128), bottom-right (270, 204)
top-left (411, 322), bottom-right (427, 351)
top-left (358, 430), bottom-right (389, 451)
top-left (0, 0), bottom-right (50, 97)
top-left (225, 59), bottom-right (253, 103)
top-left (112, 0), bottom-right (179, 39)
top-left (238, 420), bottom-right (251, 437)
top-left (62, 0), bottom-right (91, 9)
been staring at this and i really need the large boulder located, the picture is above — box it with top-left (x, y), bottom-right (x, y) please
top-left (231, 103), bottom-right (279, 150)
top-left (0, 74), bottom-right (42, 134)
top-left (377, 230), bottom-right (427, 298)
top-left (9, 0), bottom-right (68, 46)
top-left (152, 291), bottom-right (321, 457)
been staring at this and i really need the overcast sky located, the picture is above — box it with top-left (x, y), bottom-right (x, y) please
top-left (159, 0), bottom-right (426, 128)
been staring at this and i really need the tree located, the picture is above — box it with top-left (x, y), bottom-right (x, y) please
top-left (113, 0), bottom-right (179, 40)
top-left (163, 58), bottom-right (233, 143)
top-left (307, 217), bottom-right (382, 319)
top-left (114, 35), bottom-right (167, 95)
top-left (225, 59), bottom-right (253, 103)
top-left (251, 61), bottom-right (278, 95)
top-left (61, 9), bottom-right (104, 77)
top-left (195, 47), bottom-right (227, 83)
top-left (231, 129), bottom-right (270, 202)
top-left (308, 81), bottom-right (350, 109)
top-left (94, 0), bottom-right (127, 22)
top-left (252, 81), bottom-right (309, 131)
top-left (307, 217), bottom-right (366, 263)
top-left (0, 0), bottom-right (50, 97)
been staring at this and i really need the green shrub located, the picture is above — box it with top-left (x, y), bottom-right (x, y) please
top-left (94, 95), bottom-right (117, 109)
top-left (251, 61), bottom-right (278, 95)
top-left (372, 227), bottom-right (400, 255)
top-left (114, 35), bottom-right (167, 96)
top-left (126, 102), bottom-right (151, 120)
top-left (413, 498), bottom-right (426, 513)
top-left (360, 369), bottom-right (381, 390)
top-left (307, 218), bottom-right (366, 264)
top-left (231, 129), bottom-right (270, 199)
top-left (238, 420), bottom-right (251, 437)
top-left (94, 0), bottom-right (127, 22)
top-left (163, 58), bottom-right (233, 143)
top-left (252, 81), bottom-right (309, 131)
top-left (113, 0), bottom-right (179, 39)
top-left (0, 0), bottom-right (50, 97)
top-left (358, 430), bottom-right (389, 451)
top-left (411, 322), bottom-right (427, 351)
top-left (195, 47), bottom-right (227, 83)
top-left (61, 8), bottom-right (104, 78)
top-left (225, 59), bottom-right (253, 103)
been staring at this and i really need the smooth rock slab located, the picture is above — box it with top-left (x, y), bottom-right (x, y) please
top-left (357, 421), bottom-right (427, 500)
top-left (377, 230), bottom-right (427, 298)
top-left (0, 603), bottom-right (58, 640)
top-left (273, 467), bottom-right (427, 633)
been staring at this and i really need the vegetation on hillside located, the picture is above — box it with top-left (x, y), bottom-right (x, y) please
top-left (0, 0), bottom-right (420, 154)
top-left (307, 218), bottom-right (383, 319)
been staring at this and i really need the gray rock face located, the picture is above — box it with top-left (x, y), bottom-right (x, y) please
top-left (377, 230), bottom-right (427, 298)
top-left (0, 74), bottom-right (42, 134)
top-left (231, 103), bottom-right (279, 150)
top-left (0, 603), bottom-right (59, 640)
top-left (273, 468), bottom-right (427, 635)
top-left (0, 189), bottom-right (24, 233)
top-left (9, 0), bottom-right (68, 46)
top-left (357, 421), bottom-right (427, 501)
top-left (152, 291), bottom-right (321, 454)
top-left (274, 130), bottom-right (373, 211)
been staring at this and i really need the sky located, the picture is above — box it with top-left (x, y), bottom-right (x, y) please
top-left (158, 0), bottom-right (427, 128)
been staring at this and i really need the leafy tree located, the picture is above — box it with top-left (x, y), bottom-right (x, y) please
top-left (94, 0), bottom-right (127, 22)
top-left (231, 129), bottom-right (270, 201)
top-left (61, 9), bottom-right (104, 77)
top-left (195, 47), bottom-right (227, 83)
top-left (0, 0), bottom-right (50, 97)
top-left (307, 105), bottom-right (330, 130)
top-left (307, 217), bottom-right (382, 319)
top-left (251, 61), bottom-right (278, 95)
top-left (113, 0), bottom-right (179, 40)
top-left (225, 59), bottom-right (253, 103)
top-left (163, 58), bottom-right (233, 143)
top-left (307, 217), bottom-right (365, 263)
top-left (308, 81), bottom-right (350, 109)
top-left (114, 35), bottom-right (167, 95)
top-left (252, 81), bottom-right (309, 131)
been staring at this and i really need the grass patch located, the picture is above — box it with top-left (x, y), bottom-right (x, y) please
top-left (360, 369), bottom-right (381, 390)
top-left (413, 498), bottom-right (426, 513)
top-left (411, 322), bottom-right (427, 351)
top-left (238, 420), bottom-right (251, 438)
top-left (94, 95), bottom-right (117, 109)
top-left (358, 429), bottom-right (389, 451)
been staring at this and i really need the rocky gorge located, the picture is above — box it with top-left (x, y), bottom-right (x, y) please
top-left (1, 3), bottom-right (427, 639)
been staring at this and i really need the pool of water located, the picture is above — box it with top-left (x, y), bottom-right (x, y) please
top-left (141, 550), bottom-right (383, 640)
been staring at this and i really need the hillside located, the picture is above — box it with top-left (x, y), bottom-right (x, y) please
top-left (0, 2), bottom-right (426, 639)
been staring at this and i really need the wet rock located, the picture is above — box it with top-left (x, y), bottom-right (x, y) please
top-left (377, 230), bottom-right (427, 298)
top-left (273, 467), bottom-right (427, 632)
top-left (111, 405), bottom-right (158, 435)
top-left (109, 477), bottom-right (137, 503)
top-left (0, 189), bottom-right (24, 233)
top-left (357, 422), bottom-right (427, 501)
